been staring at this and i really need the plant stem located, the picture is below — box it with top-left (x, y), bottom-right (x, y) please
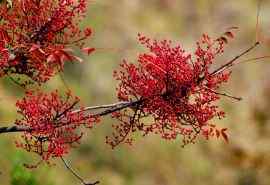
top-left (61, 157), bottom-right (99, 185)
top-left (210, 41), bottom-right (260, 76)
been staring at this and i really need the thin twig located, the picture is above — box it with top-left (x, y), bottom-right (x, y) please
top-left (55, 100), bottom-right (80, 121)
top-left (97, 99), bottom-right (142, 117)
top-left (61, 157), bottom-right (99, 185)
top-left (256, 0), bottom-right (262, 42)
top-left (206, 88), bottom-right (242, 101)
top-left (72, 101), bottom-right (132, 113)
top-left (236, 55), bottom-right (270, 64)
top-left (210, 41), bottom-right (260, 76)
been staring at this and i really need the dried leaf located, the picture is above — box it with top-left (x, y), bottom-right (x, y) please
top-left (215, 129), bottom-right (220, 138)
top-left (224, 31), bottom-right (234, 39)
top-left (221, 128), bottom-right (229, 143)
top-left (218, 36), bottom-right (228, 44)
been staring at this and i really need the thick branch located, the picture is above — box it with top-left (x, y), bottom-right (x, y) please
top-left (0, 126), bottom-right (29, 134)
top-left (0, 99), bottom-right (142, 134)
top-left (72, 101), bottom-right (136, 113)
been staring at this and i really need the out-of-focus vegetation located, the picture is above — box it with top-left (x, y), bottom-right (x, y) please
top-left (1, 0), bottom-right (270, 185)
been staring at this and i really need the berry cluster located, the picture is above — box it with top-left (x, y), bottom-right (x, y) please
top-left (108, 33), bottom-right (233, 147)
top-left (15, 90), bottom-right (99, 162)
top-left (0, 0), bottom-right (93, 84)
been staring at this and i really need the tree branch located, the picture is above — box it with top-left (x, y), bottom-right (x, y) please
top-left (0, 99), bottom-right (142, 134)
top-left (0, 126), bottom-right (30, 134)
top-left (0, 41), bottom-right (260, 135)
top-left (61, 157), bottom-right (99, 185)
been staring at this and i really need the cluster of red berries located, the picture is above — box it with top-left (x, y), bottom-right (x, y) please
top-left (15, 90), bottom-right (99, 161)
top-left (108, 33), bottom-right (233, 148)
top-left (0, 0), bottom-right (93, 84)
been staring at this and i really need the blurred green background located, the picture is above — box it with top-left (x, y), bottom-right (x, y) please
top-left (1, 0), bottom-right (270, 185)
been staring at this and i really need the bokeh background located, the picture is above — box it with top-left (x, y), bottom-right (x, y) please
top-left (1, 0), bottom-right (270, 185)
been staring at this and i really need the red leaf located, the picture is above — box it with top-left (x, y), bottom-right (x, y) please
top-left (29, 44), bottom-right (40, 52)
top-left (72, 55), bottom-right (83, 63)
top-left (29, 44), bottom-right (46, 54)
top-left (57, 50), bottom-right (73, 63)
top-left (47, 54), bottom-right (57, 63)
top-left (82, 47), bottom-right (95, 55)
